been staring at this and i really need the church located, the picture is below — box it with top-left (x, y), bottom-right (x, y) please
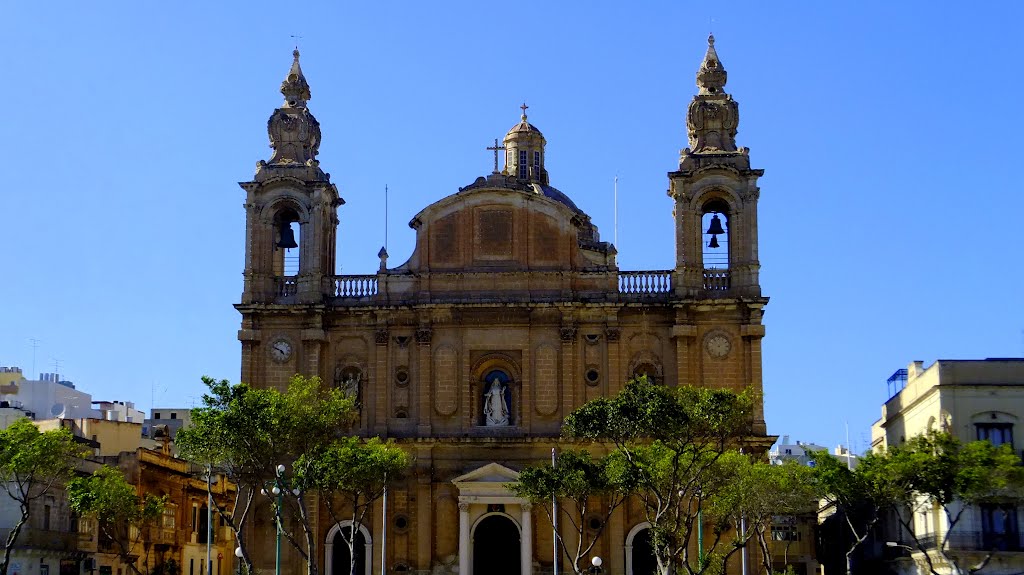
top-left (235, 35), bottom-right (771, 575)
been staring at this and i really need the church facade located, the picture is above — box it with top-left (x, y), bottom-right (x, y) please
top-left (235, 36), bottom-right (770, 575)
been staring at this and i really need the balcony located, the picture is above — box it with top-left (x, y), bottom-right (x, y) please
top-left (913, 530), bottom-right (1024, 552)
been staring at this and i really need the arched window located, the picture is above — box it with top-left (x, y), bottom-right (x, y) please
top-left (481, 369), bottom-right (513, 427)
top-left (273, 207), bottom-right (301, 277)
top-left (701, 199), bottom-right (729, 270)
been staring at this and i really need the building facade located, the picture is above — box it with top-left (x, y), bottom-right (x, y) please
top-left (871, 359), bottom-right (1024, 575)
top-left (236, 37), bottom-right (771, 575)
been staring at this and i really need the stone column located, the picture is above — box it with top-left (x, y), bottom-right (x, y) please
top-left (458, 503), bottom-right (471, 575)
top-left (672, 325), bottom-right (696, 387)
top-left (521, 504), bottom-right (533, 575)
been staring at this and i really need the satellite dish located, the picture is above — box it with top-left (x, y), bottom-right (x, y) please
top-left (50, 403), bottom-right (66, 418)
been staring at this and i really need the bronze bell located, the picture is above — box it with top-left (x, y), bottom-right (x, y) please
top-left (277, 222), bottom-right (298, 249)
top-left (708, 235), bottom-right (720, 249)
top-left (705, 214), bottom-right (726, 235)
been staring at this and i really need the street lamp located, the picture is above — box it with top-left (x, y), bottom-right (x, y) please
top-left (261, 464), bottom-right (290, 575)
top-left (588, 556), bottom-right (603, 575)
top-left (234, 546), bottom-right (244, 575)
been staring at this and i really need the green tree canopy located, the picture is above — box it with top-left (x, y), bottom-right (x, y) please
top-left (562, 377), bottom-right (756, 575)
top-left (68, 466), bottom-right (165, 575)
top-left (511, 449), bottom-right (631, 574)
top-left (874, 430), bottom-right (1024, 575)
top-left (0, 418), bottom-right (84, 575)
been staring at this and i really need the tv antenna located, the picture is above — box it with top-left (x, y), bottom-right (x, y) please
top-left (28, 338), bottom-right (41, 378)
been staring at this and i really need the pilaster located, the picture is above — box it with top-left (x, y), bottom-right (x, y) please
top-left (416, 327), bottom-right (433, 435)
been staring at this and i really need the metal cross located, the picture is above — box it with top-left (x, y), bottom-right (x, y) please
top-left (520, 102), bottom-right (529, 117)
top-left (290, 34), bottom-right (303, 50)
top-left (486, 138), bottom-right (505, 173)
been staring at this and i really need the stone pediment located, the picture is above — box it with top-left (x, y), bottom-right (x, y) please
top-left (452, 462), bottom-right (520, 485)
top-left (452, 462), bottom-right (522, 500)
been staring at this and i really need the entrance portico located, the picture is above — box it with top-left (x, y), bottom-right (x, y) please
top-left (452, 463), bottom-right (533, 575)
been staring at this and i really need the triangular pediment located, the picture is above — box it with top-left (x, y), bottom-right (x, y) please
top-left (451, 462), bottom-right (520, 486)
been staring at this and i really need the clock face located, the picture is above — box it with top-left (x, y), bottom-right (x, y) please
top-left (269, 338), bottom-right (292, 363)
top-left (705, 334), bottom-right (731, 359)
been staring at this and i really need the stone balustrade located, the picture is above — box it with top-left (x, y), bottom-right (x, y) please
top-left (618, 270), bottom-right (672, 294)
top-left (702, 269), bottom-right (730, 291)
top-left (334, 275), bottom-right (379, 298)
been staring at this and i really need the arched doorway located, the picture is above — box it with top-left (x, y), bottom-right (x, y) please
top-left (325, 522), bottom-right (372, 575)
top-left (472, 513), bottom-right (520, 575)
top-left (626, 523), bottom-right (657, 575)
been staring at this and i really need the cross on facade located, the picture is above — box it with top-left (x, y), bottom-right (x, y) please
top-left (486, 138), bottom-right (505, 173)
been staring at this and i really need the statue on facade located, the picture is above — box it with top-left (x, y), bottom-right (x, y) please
top-left (483, 378), bottom-right (510, 426)
top-left (334, 366), bottom-right (361, 406)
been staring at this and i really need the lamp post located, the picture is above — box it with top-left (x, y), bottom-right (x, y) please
top-left (588, 556), bottom-right (602, 575)
top-left (261, 464), bottom-right (288, 575)
top-left (234, 546), bottom-right (244, 575)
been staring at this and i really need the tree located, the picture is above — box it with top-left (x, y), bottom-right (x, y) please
top-left (706, 455), bottom-right (819, 575)
top-left (68, 466), bottom-right (165, 575)
top-left (177, 375), bottom-right (402, 575)
top-left (295, 436), bottom-right (409, 575)
top-left (563, 376), bottom-right (756, 575)
top-left (810, 450), bottom-right (894, 574)
top-left (875, 430), bottom-right (1024, 575)
top-left (0, 418), bottom-right (84, 575)
top-left (510, 449), bottom-right (631, 574)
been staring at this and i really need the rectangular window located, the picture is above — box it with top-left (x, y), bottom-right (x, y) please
top-left (192, 506), bottom-right (198, 532)
top-left (170, 412), bottom-right (177, 420)
top-left (154, 412), bottom-right (161, 420)
top-left (977, 423), bottom-right (1014, 448)
top-left (41, 565), bottom-right (49, 575)
top-left (981, 504), bottom-right (1020, 550)
top-left (518, 150), bottom-right (527, 178)
top-left (533, 151), bottom-right (540, 171)
top-left (771, 525), bottom-right (800, 541)
top-left (162, 507), bottom-right (176, 529)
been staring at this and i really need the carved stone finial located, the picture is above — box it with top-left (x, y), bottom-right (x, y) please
top-left (685, 35), bottom-right (740, 154)
top-left (265, 49), bottom-right (322, 168)
top-left (378, 246), bottom-right (389, 272)
top-left (281, 49), bottom-right (311, 108)
top-left (696, 34), bottom-right (727, 95)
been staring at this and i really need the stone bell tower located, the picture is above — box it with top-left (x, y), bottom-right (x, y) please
top-left (239, 49), bottom-right (342, 306)
top-left (669, 35), bottom-right (767, 434)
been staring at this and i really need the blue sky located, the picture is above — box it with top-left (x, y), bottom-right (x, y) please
top-left (2, 2), bottom-right (1022, 453)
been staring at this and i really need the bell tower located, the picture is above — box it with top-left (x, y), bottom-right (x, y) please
top-left (239, 50), bottom-right (342, 305)
top-left (669, 35), bottom-right (763, 298)
top-left (669, 36), bottom-right (767, 435)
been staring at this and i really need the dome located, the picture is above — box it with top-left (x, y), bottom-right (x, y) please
top-left (506, 117), bottom-right (544, 138)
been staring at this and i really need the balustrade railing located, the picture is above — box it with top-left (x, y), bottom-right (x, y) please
top-left (333, 275), bottom-right (378, 298)
top-left (275, 276), bottom-right (297, 297)
top-left (618, 270), bottom-right (672, 294)
top-left (703, 269), bottom-right (730, 291)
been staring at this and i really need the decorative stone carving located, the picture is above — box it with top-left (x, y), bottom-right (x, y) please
top-left (415, 328), bottom-right (432, 345)
top-left (687, 35), bottom-right (739, 153)
top-left (559, 327), bottom-right (577, 343)
top-left (266, 50), bottom-right (322, 167)
top-left (604, 328), bottom-right (621, 342)
top-left (374, 329), bottom-right (389, 346)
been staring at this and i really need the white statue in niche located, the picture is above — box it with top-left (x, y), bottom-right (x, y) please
top-left (483, 378), bottom-right (510, 426)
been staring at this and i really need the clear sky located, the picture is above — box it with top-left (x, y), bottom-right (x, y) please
top-left (2, 2), bottom-right (1023, 453)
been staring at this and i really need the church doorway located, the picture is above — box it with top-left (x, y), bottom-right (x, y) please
top-left (331, 526), bottom-right (367, 575)
top-left (472, 513), bottom-right (520, 575)
top-left (627, 526), bottom-right (657, 575)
